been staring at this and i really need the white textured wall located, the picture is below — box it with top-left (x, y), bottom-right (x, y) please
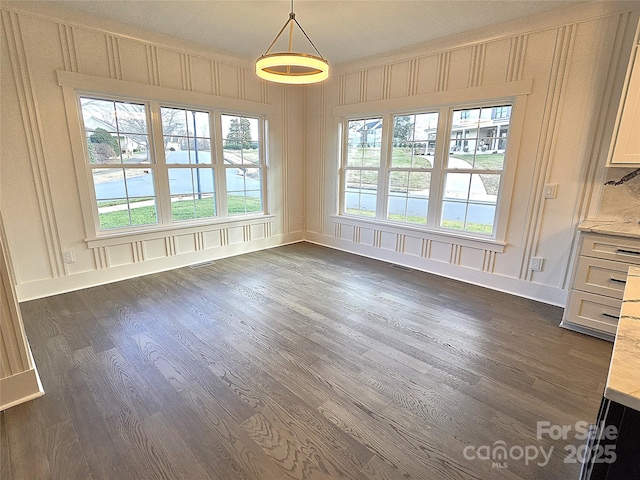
top-left (0, 4), bottom-right (306, 301)
top-left (305, 3), bottom-right (640, 306)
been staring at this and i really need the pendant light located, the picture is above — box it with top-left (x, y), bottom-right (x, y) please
top-left (256, 0), bottom-right (329, 85)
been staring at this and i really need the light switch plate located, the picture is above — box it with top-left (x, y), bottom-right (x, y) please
top-left (543, 183), bottom-right (558, 199)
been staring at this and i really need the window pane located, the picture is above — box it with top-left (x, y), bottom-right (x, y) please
top-left (171, 196), bottom-right (196, 221)
top-left (169, 168), bottom-right (195, 195)
top-left (347, 118), bottom-right (382, 167)
top-left (448, 142), bottom-right (474, 169)
top-left (168, 167), bottom-right (216, 221)
top-left (92, 166), bottom-right (157, 229)
top-left (195, 194), bottom-right (216, 218)
top-left (221, 115), bottom-right (260, 166)
top-left (130, 200), bottom-right (158, 226)
top-left (189, 110), bottom-right (210, 138)
top-left (81, 97), bottom-right (150, 166)
top-left (474, 149), bottom-right (505, 170)
top-left (441, 201), bottom-right (467, 231)
top-left (163, 107), bottom-right (211, 165)
top-left (472, 173), bottom-right (500, 200)
top-left (391, 113), bottom-right (438, 169)
top-left (344, 169), bottom-right (377, 217)
top-left (115, 102), bottom-right (147, 135)
top-left (95, 196), bottom-right (157, 230)
top-left (387, 171), bottom-right (430, 224)
top-left (162, 107), bottom-right (188, 136)
top-left (443, 173), bottom-right (471, 201)
top-left (81, 98), bottom-right (117, 131)
top-left (125, 169), bottom-right (155, 198)
top-left (192, 168), bottom-right (215, 194)
top-left (466, 203), bottom-right (496, 234)
top-left (413, 113), bottom-right (439, 141)
top-left (451, 108), bottom-right (480, 129)
top-left (97, 199), bottom-right (130, 230)
top-left (92, 168), bottom-right (126, 199)
top-left (226, 167), bottom-right (263, 215)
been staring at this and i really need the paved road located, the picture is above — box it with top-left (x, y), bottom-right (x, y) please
top-left (93, 149), bottom-right (494, 225)
top-left (346, 190), bottom-right (495, 224)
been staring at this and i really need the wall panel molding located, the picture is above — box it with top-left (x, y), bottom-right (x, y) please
top-left (57, 23), bottom-right (77, 72)
top-left (180, 53), bottom-right (192, 91)
top-left (211, 60), bottom-right (220, 96)
top-left (359, 70), bottom-right (367, 103)
top-left (436, 51), bottom-right (450, 92)
top-left (145, 44), bottom-right (160, 86)
top-left (16, 234), bottom-right (304, 301)
top-left (282, 86), bottom-right (290, 233)
top-left (2, 10), bottom-right (64, 278)
top-left (519, 25), bottom-right (576, 281)
top-left (469, 44), bottom-right (486, 87)
top-left (106, 34), bottom-right (122, 80)
top-left (407, 58), bottom-right (419, 96)
top-left (507, 35), bottom-right (528, 82)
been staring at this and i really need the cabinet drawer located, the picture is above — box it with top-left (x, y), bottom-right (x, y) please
top-left (574, 256), bottom-right (630, 299)
top-left (565, 291), bottom-right (622, 335)
top-left (581, 233), bottom-right (640, 264)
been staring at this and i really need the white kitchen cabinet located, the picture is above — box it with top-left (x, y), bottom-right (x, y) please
top-left (608, 23), bottom-right (640, 166)
top-left (561, 232), bottom-right (640, 340)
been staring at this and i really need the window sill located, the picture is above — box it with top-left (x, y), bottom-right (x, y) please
top-left (86, 214), bottom-right (275, 248)
top-left (330, 215), bottom-right (506, 253)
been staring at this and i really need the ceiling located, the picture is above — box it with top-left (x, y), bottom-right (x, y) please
top-left (29, 0), bottom-right (588, 65)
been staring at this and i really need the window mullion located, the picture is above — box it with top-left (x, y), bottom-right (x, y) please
top-left (428, 107), bottom-right (449, 229)
top-left (149, 101), bottom-right (171, 226)
top-left (213, 111), bottom-right (228, 217)
top-left (377, 114), bottom-right (393, 220)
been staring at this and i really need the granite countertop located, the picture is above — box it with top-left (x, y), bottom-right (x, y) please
top-left (604, 266), bottom-right (640, 411)
top-left (578, 220), bottom-right (640, 239)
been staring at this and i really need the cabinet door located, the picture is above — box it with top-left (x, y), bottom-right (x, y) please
top-left (610, 46), bottom-right (640, 165)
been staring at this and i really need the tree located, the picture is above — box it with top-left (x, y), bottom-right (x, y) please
top-left (93, 143), bottom-right (117, 163)
top-left (90, 128), bottom-right (119, 151)
top-left (225, 118), bottom-right (252, 149)
top-left (393, 116), bottom-right (414, 147)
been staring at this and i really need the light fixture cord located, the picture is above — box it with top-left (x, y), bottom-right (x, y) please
top-left (261, 0), bottom-right (326, 59)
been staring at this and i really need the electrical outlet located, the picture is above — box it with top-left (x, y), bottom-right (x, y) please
top-left (530, 257), bottom-right (544, 271)
top-left (62, 251), bottom-right (75, 264)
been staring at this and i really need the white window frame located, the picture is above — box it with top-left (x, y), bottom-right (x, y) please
top-left (336, 81), bottom-right (531, 246)
top-left (58, 71), bottom-right (275, 246)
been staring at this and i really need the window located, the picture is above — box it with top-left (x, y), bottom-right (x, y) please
top-left (341, 102), bottom-right (514, 238)
top-left (344, 118), bottom-right (382, 217)
top-left (388, 112), bottom-right (438, 224)
top-left (79, 96), bottom-right (266, 233)
top-left (221, 115), bottom-right (263, 214)
top-left (162, 107), bottom-right (216, 221)
top-left (81, 98), bottom-right (157, 230)
top-left (443, 106), bottom-right (510, 234)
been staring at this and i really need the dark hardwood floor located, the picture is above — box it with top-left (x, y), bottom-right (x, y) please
top-left (2, 242), bottom-right (613, 480)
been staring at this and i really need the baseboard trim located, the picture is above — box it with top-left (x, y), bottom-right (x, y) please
top-left (304, 233), bottom-right (568, 307)
top-left (16, 233), bottom-right (304, 302)
top-left (0, 368), bottom-right (44, 411)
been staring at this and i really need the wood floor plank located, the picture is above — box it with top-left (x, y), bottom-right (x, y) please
top-left (7, 242), bottom-right (613, 480)
top-left (45, 418), bottom-right (93, 480)
top-left (1, 412), bottom-right (13, 480)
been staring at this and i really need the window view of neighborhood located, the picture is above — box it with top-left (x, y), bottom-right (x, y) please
top-left (81, 98), bottom-right (157, 230)
top-left (343, 104), bottom-right (512, 236)
top-left (80, 97), bottom-right (264, 231)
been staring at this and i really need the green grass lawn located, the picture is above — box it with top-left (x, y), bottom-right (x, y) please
top-left (98, 196), bottom-right (262, 230)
